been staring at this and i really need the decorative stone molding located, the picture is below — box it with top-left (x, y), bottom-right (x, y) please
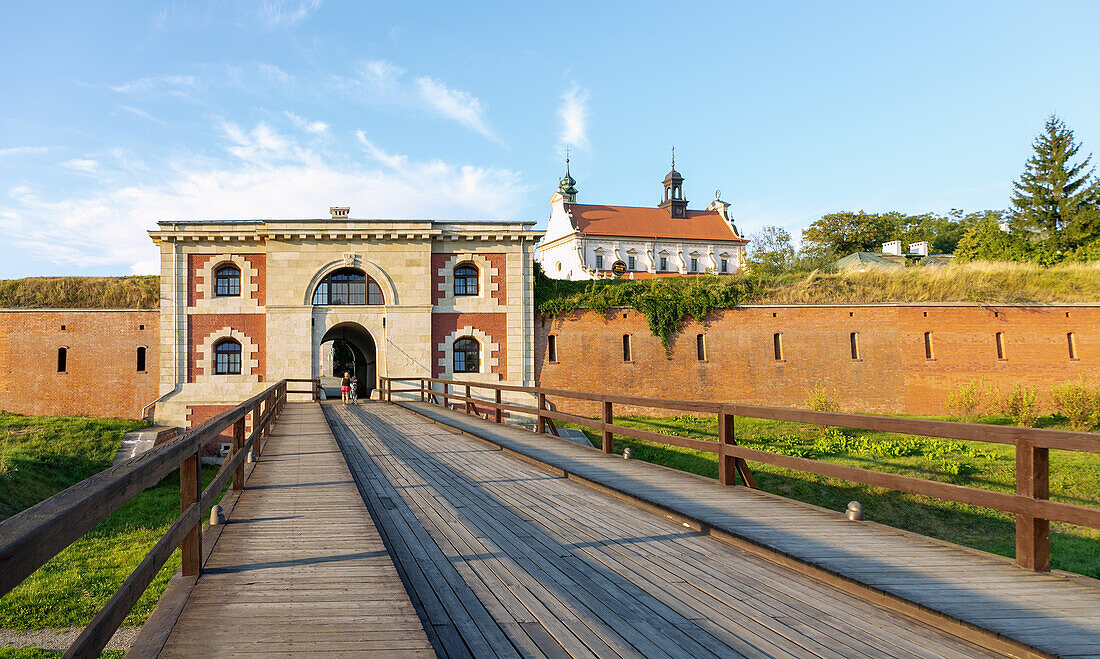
top-left (194, 254), bottom-right (261, 314)
top-left (196, 327), bottom-right (260, 384)
top-left (434, 253), bottom-right (501, 313)
top-left (436, 326), bottom-right (500, 382)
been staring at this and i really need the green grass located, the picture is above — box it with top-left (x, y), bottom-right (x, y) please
top-left (0, 412), bottom-right (221, 631)
top-left (562, 412), bottom-right (1100, 578)
top-left (0, 649), bottom-right (123, 658)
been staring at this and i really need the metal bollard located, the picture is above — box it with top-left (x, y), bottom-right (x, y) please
top-left (845, 501), bottom-right (863, 521)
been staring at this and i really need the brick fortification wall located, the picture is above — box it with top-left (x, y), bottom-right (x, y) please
top-left (0, 310), bottom-right (159, 419)
top-left (535, 305), bottom-right (1098, 417)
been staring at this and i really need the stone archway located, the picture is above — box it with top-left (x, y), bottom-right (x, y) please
top-left (319, 322), bottom-right (377, 399)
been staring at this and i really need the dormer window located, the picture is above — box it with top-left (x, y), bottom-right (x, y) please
top-left (454, 264), bottom-right (479, 296)
top-left (215, 265), bottom-right (241, 297)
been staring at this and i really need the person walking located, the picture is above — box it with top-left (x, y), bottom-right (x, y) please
top-left (340, 372), bottom-right (351, 403)
top-left (350, 376), bottom-right (358, 404)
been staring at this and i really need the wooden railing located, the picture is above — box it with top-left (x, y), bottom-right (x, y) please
top-left (0, 377), bottom-right (317, 658)
top-left (380, 376), bottom-right (1100, 573)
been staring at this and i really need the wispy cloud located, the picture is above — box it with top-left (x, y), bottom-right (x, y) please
top-left (62, 158), bottom-right (99, 173)
top-left (558, 85), bottom-right (590, 153)
top-left (0, 122), bottom-right (527, 273)
top-left (261, 0), bottom-right (322, 28)
top-left (285, 111), bottom-right (329, 135)
top-left (0, 146), bottom-right (50, 159)
top-left (415, 77), bottom-right (497, 142)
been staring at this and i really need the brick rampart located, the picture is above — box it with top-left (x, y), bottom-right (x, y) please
top-left (0, 310), bottom-right (159, 419)
top-left (535, 305), bottom-right (1098, 417)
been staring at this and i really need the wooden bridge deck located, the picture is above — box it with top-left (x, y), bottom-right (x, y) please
top-left (324, 401), bottom-right (1039, 659)
top-left (150, 403), bottom-right (432, 657)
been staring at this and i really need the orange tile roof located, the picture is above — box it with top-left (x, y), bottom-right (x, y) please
top-left (568, 203), bottom-right (746, 241)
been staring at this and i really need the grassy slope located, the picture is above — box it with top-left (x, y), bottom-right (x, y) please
top-left (0, 277), bottom-right (158, 309)
top-left (0, 413), bottom-right (219, 631)
top-left (563, 413), bottom-right (1100, 578)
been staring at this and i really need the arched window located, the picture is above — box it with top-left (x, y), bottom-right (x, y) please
top-left (454, 264), bottom-right (479, 296)
top-left (453, 337), bottom-right (480, 373)
top-left (215, 264), bottom-right (241, 297)
top-left (312, 268), bottom-right (384, 305)
top-left (214, 339), bottom-right (242, 375)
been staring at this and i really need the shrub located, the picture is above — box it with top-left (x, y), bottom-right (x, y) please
top-left (944, 378), bottom-right (988, 422)
top-left (997, 384), bottom-right (1039, 428)
top-left (1050, 380), bottom-right (1100, 432)
top-left (805, 384), bottom-right (840, 413)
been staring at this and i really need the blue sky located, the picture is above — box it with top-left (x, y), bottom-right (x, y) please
top-left (1, 1), bottom-right (1098, 277)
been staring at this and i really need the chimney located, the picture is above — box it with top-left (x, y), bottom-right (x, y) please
top-left (908, 241), bottom-right (929, 256)
top-left (881, 240), bottom-right (902, 256)
top-left (330, 207), bottom-right (350, 220)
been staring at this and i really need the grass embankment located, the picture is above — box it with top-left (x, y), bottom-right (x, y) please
top-left (0, 277), bottom-right (158, 309)
top-left (0, 413), bottom-right (219, 632)
top-left (563, 412), bottom-right (1100, 578)
top-left (537, 261), bottom-right (1100, 344)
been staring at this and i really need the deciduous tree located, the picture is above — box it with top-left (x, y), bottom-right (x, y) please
top-left (747, 226), bottom-right (796, 275)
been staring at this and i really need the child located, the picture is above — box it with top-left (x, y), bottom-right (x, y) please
top-left (350, 376), bottom-right (358, 404)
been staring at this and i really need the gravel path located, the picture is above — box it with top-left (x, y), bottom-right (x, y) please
top-left (0, 626), bottom-right (140, 651)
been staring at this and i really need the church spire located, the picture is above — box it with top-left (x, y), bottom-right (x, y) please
top-left (658, 147), bottom-right (688, 218)
top-left (557, 151), bottom-right (577, 203)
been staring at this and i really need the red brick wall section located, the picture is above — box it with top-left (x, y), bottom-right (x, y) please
top-left (187, 314), bottom-right (266, 382)
top-left (430, 253), bottom-right (506, 306)
top-left (243, 254), bottom-right (266, 306)
top-left (535, 305), bottom-right (1100, 417)
top-left (185, 404), bottom-right (254, 456)
top-left (431, 313), bottom-right (507, 379)
top-left (0, 310), bottom-right (159, 419)
top-left (188, 254), bottom-right (212, 306)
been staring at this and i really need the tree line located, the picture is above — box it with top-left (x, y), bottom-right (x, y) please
top-left (748, 115), bottom-right (1100, 274)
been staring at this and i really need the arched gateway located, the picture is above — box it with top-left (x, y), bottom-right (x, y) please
top-left (147, 209), bottom-right (540, 435)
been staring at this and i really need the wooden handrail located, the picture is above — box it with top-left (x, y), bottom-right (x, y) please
top-left (381, 375), bottom-right (1100, 572)
top-left (0, 377), bottom-right (308, 658)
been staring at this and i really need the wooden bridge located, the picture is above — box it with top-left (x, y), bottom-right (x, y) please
top-left (1, 378), bottom-right (1099, 657)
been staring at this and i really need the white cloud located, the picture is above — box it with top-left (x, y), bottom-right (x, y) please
top-left (0, 146), bottom-right (50, 159)
top-left (62, 159), bottom-right (99, 173)
top-left (414, 77), bottom-right (497, 142)
top-left (261, 0), bottom-right (322, 28)
top-left (558, 86), bottom-right (590, 153)
top-left (285, 111), bottom-right (329, 135)
top-left (0, 123), bottom-right (527, 274)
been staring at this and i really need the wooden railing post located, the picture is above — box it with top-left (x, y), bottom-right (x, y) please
top-left (231, 418), bottom-right (246, 491)
top-left (1016, 439), bottom-right (1050, 571)
top-left (495, 389), bottom-right (503, 424)
top-left (180, 451), bottom-right (201, 577)
top-left (420, 379), bottom-right (425, 402)
top-left (465, 385), bottom-right (472, 414)
top-left (536, 392), bottom-right (547, 434)
top-left (602, 401), bottom-right (613, 453)
top-left (719, 406), bottom-right (736, 486)
top-left (442, 383), bottom-right (450, 410)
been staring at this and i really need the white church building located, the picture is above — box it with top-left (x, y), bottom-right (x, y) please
top-left (535, 158), bottom-right (749, 280)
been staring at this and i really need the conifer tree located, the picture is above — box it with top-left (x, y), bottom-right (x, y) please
top-left (1009, 115), bottom-right (1100, 250)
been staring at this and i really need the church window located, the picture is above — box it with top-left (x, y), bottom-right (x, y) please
top-left (628, 256), bottom-right (635, 270)
top-left (690, 257), bottom-right (698, 271)
top-left (312, 268), bottom-right (384, 305)
top-left (720, 259), bottom-right (728, 273)
top-left (595, 254), bottom-right (603, 269)
top-left (453, 337), bottom-right (480, 373)
top-left (660, 256), bottom-right (667, 271)
top-left (454, 264), bottom-right (479, 296)
top-left (214, 339), bottom-right (242, 375)
top-left (215, 265), bottom-right (241, 297)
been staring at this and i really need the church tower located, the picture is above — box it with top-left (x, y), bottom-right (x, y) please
top-left (557, 157), bottom-right (577, 203)
top-left (658, 148), bottom-right (688, 218)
